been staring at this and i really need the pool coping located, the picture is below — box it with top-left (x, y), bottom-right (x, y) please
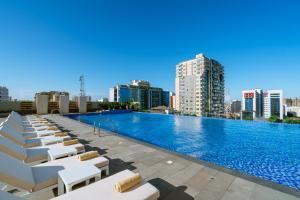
top-left (62, 114), bottom-right (300, 198)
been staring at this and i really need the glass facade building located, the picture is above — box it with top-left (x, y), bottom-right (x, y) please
top-left (109, 80), bottom-right (166, 110)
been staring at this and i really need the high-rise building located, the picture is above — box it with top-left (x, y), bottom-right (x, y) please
top-left (242, 89), bottom-right (264, 119)
top-left (175, 53), bottom-right (225, 116)
top-left (162, 91), bottom-right (170, 107)
top-left (109, 80), bottom-right (165, 110)
top-left (230, 100), bottom-right (241, 114)
top-left (0, 86), bottom-right (9, 102)
top-left (264, 90), bottom-right (283, 119)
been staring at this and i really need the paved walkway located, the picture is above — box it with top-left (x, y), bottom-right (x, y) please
top-left (40, 115), bottom-right (299, 200)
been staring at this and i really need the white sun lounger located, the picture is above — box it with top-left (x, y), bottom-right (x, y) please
top-left (11, 111), bottom-right (42, 123)
top-left (0, 135), bottom-right (85, 165)
top-left (0, 152), bottom-right (109, 198)
top-left (6, 115), bottom-right (56, 133)
top-left (3, 120), bottom-right (65, 139)
top-left (0, 125), bottom-right (70, 147)
top-left (9, 112), bottom-right (61, 135)
top-left (51, 169), bottom-right (159, 200)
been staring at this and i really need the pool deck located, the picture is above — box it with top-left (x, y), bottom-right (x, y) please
top-left (2, 115), bottom-right (300, 200)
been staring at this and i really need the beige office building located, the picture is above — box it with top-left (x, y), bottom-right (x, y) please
top-left (175, 53), bottom-right (225, 116)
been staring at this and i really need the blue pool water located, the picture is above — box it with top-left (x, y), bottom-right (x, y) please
top-left (67, 112), bottom-right (300, 190)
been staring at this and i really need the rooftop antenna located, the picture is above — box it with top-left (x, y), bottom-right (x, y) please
top-left (79, 75), bottom-right (85, 96)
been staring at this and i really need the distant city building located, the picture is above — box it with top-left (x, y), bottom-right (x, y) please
top-left (284, 97), bottom-right (300, 107)
top-left (35, 91), bottom-right (69, 102)
top-left (109, 80), bottom-right (166, 109)
top-left (175, 53), bottom-right (225, 116)
top-left (162, 91), bottom-right (170, 107)
top-left (73, 96), bottom-right (91, 102)
top-left (263, 90), bottom-right (284, 119)
top-left (242, 89), bottom-right (264, 119)
top-left (286, 107), bottom-right (300, 118)
top-left (231, 100), bottom-right (241, 114)
top-left (0, 86), bottom-right (10, 102)
top-left (98, 98), bottom-right (109, 102)
top-left (242, 89), bottom-right (284, 120)
top-left (169, 92), bottom-right (176, 109)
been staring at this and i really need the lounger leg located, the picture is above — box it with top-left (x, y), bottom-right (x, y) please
top-left (105, 166), bottom-right (109, 175)
top-left (58, 177), bottom-right (64, 195)
top-left (66, 185), bottom-right (73, 193)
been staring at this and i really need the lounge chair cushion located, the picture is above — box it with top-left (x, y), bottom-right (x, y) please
top-left (0, 136), bottom-right (26, 161)
top-left (0, 152), bottom-right (35, 191)
top-left (31, 165), bottom-right (63, 192)
top-left (22, 132), bottom-right (38, 139)
top-left (25, 148), bottom-right (48, 163)
top-left (31, 155), bottom-right (109, 191)
top-left (24, 138), bottom-right (41, 148)
top-left (52, 170), bottom-right (159, 200)
top-left (40, 154), bottom-right (109, 169)
top-left (0, 125), bottom-right (25, 145)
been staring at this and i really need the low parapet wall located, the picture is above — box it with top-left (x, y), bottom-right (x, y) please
top-left (0, 101), bottom-right (36, 114)
top-left (0, 101), bottom-right (102, 114)
top-left (0, 101), bottom-right (21, 112)
top-left (0, 101), bottom-right (133, 114)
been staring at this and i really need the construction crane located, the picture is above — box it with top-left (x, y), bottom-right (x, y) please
top-left (79, 75), bottom-right (85, 97)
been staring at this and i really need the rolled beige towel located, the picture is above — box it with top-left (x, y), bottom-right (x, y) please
top-left (78, 151), bottom-right (99, 161)
top-left (54, 132), bottom-right (68, 137)
top-left (115, 173), bottom-right (141, 193)
top-left (63, 139), bottom-right (78, 146)
top-left (47, 126), bottom-right (59, 131)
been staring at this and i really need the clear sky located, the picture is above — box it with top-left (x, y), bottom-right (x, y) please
top-left (0, 0), bottom-right (299, 100)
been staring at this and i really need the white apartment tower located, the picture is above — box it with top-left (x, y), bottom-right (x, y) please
top-left (264, 90), bottom-right (283, 120)
top-left (175, 54), bottom-right (225, 116)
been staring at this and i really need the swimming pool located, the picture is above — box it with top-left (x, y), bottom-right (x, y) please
top-left (67, 112), bottom-right (300, 190)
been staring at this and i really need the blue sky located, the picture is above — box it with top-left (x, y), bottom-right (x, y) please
top-left (0, 0), bottom-right (299, 100)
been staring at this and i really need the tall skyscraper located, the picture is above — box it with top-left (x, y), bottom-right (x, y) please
top-left (263, 90), bottom-right (283, 119)
top-left (175, 53), bottom-right (225, 116)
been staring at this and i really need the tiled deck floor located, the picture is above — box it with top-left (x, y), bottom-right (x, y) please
top-left (2, 115), bottom-right (300, 200)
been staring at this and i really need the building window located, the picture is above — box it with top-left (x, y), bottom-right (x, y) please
top-left (271, 98), bottom-right (280, 117)
top-left (245, 98), bottom-right (253, 111)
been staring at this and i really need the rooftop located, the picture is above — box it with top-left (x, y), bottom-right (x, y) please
top-left (3, 114), bottom-right (296, 200)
